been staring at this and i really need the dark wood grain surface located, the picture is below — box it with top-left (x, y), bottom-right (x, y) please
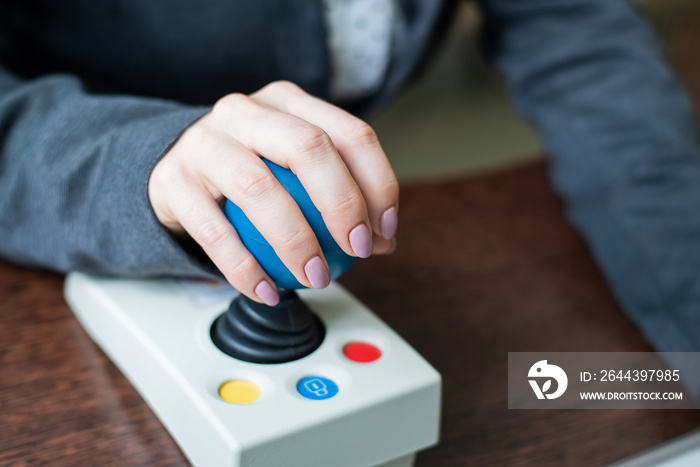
top-left (2, 161), bottom-right (700, 467)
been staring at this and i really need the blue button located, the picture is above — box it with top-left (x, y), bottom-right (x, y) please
top-left (297, 376), bottom-right (339, 400)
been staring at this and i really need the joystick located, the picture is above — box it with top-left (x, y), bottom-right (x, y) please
top-left (217, 159), bottom-right (349, 364)
top-left (211, 290), bottom-right (324, 364)
top-left (64, 160), bottom-right (441, 467)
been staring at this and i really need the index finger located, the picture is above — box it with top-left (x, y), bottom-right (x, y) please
top-left (213, 92), bottom-right (373, 260)
top-left (252, 83), bottom-right (399, 240)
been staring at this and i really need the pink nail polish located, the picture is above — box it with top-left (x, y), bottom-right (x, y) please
top-left (349, 224), bottom-right (372, 258)
top-left (304, 256), bottom-right (330, 289)
top-left (380, 206), bottom-right (397, 240)
top-left (255, 280), bottom-right (280, 306)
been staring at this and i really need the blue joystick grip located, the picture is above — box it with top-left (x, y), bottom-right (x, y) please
top-left (224, 159), bottom-right (356, 290)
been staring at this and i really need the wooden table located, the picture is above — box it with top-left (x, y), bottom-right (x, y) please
top-left (1, 162), bottom-right (699, 466)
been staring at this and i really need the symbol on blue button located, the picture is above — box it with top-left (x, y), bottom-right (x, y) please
top-left (297, 376), bottom-right (339, 400)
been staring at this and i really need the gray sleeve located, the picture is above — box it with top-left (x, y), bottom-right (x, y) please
top-left (480, 0), bottom-right (700, 351)
top-left (0, 64), bottom-right (214, 277)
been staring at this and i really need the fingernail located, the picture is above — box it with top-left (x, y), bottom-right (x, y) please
top-left (349, 224), bottom-right (372, 258)
top-left (304, 256), bottom-right (330, 289)
top-left (255, 280), bottom-right (280, 306)
top-left (388, 237), bottom-right (397, 254)
top-left (380, 206), bottom-right (398, 240)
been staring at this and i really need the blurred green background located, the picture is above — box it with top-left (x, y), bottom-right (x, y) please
top-left (371, 0), bottom-right (699, 182)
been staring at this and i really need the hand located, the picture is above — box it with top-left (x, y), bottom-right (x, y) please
top-left (148, 81), bottom-right (399, 306)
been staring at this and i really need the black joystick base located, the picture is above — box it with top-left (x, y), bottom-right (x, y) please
top-left (211, 290), bottom-right (325, 364)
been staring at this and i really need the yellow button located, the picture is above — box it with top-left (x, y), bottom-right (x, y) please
top-left (218, 380), bottom-right (261, 404)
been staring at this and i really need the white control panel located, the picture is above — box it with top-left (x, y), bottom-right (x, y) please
top-left (64, 273), bottom-right (441, 467)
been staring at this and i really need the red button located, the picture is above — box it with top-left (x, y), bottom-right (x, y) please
top-left (343, 342), bottom-right (382, 363)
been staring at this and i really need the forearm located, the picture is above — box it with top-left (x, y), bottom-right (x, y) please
top-left (0, 65), bottom-right (210, 277)
top-left (481, 0), bottom-right (700, 350)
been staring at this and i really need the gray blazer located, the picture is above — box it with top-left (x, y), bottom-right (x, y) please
top-left (1, 0), bottom-right (699, 352)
